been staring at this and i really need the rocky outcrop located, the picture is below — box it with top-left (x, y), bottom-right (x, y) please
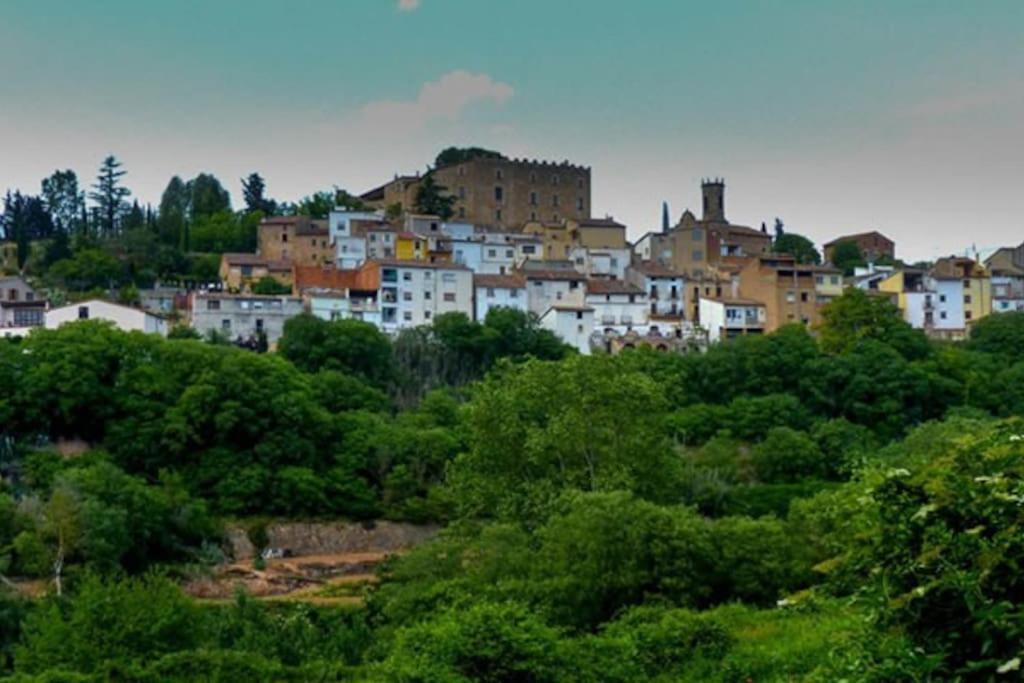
top-left (226, 521), bottom-right (440, 560)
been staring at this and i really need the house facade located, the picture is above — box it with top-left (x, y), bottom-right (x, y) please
top-left (46, 299), bottom-right (168, 336)
top-left (190, 292), bottom-right (303, 346)
top-left (473, 273), bottom-right (527, 321)
top-left (699, 297), bottom-right (767, 343)
top-left (257, 215), bottom-right (334, 267)
top-left (377, 260), bottom-right (473, 333)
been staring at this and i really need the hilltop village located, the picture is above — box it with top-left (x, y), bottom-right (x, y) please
top-left (4, 149), bottom-right (1019, 351)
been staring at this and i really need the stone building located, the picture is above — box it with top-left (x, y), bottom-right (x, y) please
top-left (362, 156), bottom-right (591, 229)
top-left (257, 215), bottom-right (334, 267)
top-left (736, 254), bottom-right (824, 332)
top-left (823, 231), bottom-right (895, 263)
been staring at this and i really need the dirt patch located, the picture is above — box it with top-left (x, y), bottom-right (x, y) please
top-left (225, 521), bottom-right (439, 561)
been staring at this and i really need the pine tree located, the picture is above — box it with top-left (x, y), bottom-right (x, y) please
top-left (242, 172), bottom-right (275, 214)
top-left (89, 155), bottom-right (131, 236)
top-left (414, 174), bottom-right (455, 220)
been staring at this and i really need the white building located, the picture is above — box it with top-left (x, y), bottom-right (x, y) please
top-left (699, 297), bottom-right (766, 343)
top-left (451, 239), bottom-right (518, 275)
top-left (585, 280), bottom-right (649, 335)
top-left (540, 304), bottom-right (594, 355)
top-left (569, 247), bottom-right (629, 280)
top-left (473, 273), bottom-right (528, 322)
top-left (306, 288), bottom-right (382, 327)
top-left (329, 209), bottom-right (383, 268)
top-left (522, 267), bottom-right (586, 317)
top-left (46, 299), bottom-right (168, 336)
top-left (1, 276), bottom-right (46, 331)
top-left (377, 260), bottom-right (473, 333)
top-left (190, 292), bottom-right (303, 346)
top-left (627, 262), bottom-right (686, 319)
top-left (902, 273), bottom-right (965, 338)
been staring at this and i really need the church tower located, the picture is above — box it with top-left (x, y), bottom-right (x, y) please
top-left (701, 178), bottom-right (726, 223)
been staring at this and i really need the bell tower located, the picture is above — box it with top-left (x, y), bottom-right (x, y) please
top-left (701, 178), bottom-right (725, 223)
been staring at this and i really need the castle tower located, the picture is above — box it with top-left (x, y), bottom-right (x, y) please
top-left (701, 178), bottom-right (725, 223)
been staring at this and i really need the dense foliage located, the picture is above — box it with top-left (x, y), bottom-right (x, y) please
top-left (4, 292), bottom-right (1024, 679)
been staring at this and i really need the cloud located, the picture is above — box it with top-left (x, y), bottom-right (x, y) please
top-left (397, 0), bottom-right (420, 11)
top-left (355, 70), bottom-right (514, 131)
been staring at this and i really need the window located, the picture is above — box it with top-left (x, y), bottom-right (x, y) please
top-left (505, 249), bottom-right (513, 258)
top-left (459, 207), bottom-right (466, 218)
top-left (382, 268), bottom-right (397, 283)
top-left (577, 178), bottom-right (584, 189)
top-left (786, 291), bottom-right (796, 303)
top-left (964, 294), bottom-right (972, 304)
top-left (496, 168), bottom-right (504, 180)
top-left (494, 186), bottom-right (504, 201)
top-left (509, 289), bottom-right (519, 299)
top-left (966, 310), bottom-right (973, 320)
top-left (610, 258), bottom-right (618, 268)
top-left (831, 276), bottom-right (839, 285)
top-left (403, 291), bottom-right (413, 301)
top-left (552, 194), bottom-right (559, 207)
top-left (940, 294), bottom-right (946, 302)
top-left (255, 319), bottom-right (264, 331)
top-left (692, 228), bottom-right (702, 240)
top-left (403, 311), bottom-right (413, 321)
top-left (487, 249), bottom-right (497, 258)
top-left (496, 209), bottom-right (502, 221)
top-left (940, 311), bottom-right (947, 319)
top-left (576, 311), bottom-right (583, 320)
top-left (240, 265), bottom-right (253, 277)
top-left (522, 245), bottom-right (536, 254)
top-left (370, 233), bottom-right (377, 242)
top-left (556, 291), bottom-right (564, 300)
top-left (692, 250), bottom-right (703, 261)
top-left (800, 292), bottom-right (809, 302)
top-left (577, 197), bottom-right (584, 211)
top-left (486, 288), bottom-right (495, 298)
top-left (530, 212), bottom-right (537, 221)
top-left (424, 291), bottom-right (431, 300)
top-left (552, 174), bottom-right (560, 186)
top-left (402, 271), bottom-right (412, 281)
top-left (529, 191), bottom-right (538, 206)
top-left (207, 300), bottom-right (221, 311)
top-left (221, 319), bottom-right (231, 331)
top-left (78, 306), bottom-right (89, 320)
top-left (425, 310), bottom-right (431, 319)
top-left (443, 292), bottom-right (456, 302)
top-left (459, 186), bottom-right (466, 199)
top-left (282, 233), bottom-right (288, 242)
top-left (530, 172), bottom-right (537, 183)
top-left (963, 280), bottom-right (971, 288)
top-left (815, 276), bottom-right (824, 285)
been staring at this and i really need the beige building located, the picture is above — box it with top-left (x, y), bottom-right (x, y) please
top-left (823, 231), bottom-right (895, 263)
top-left (362, 156), bottom-right (591, 229)
top-left (219, 253), bottom-right (293, 292)
top-left (736, 255), bottom-right (823, 332)
top-left (257, 216), bottom-right (334, 267)
top-left (932, 256), bottom-right (991, 326)
top-left (639, 179), bottom-right (772, 277)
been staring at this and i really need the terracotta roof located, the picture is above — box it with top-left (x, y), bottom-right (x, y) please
top-left (717, 224), bottom-right (770, 239)
top-left (521, 268), bottom-right (586, 281)
top-left (373, 258), bottom-right (471, 271)
top-left (474, 273), bottom-right (526, 289)
top-left (702, 296), bottom-right (765, 307)
top-left (543, 304), bottom-right (594, 314)
top-left (293, 263), bottom-right (380, 292)
top-left (222, 252), bottom-right (267, 266)
top-left (631, 261), bottom-right (682, 278)
top-left (586, 279), bottom-right (644, 295)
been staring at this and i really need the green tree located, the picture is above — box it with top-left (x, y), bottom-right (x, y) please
top-left (89, 155), bottom-right (131, 236)
top-left (187, 173), bottom-right (231, 220)
top-left (830, 240), bottom-right (865, 275)
top-left (967, 310), bottom-right (1024, 361)
top-left (817, 288), bottom-right (930, 359)
top-left (241, 172), bottom-right (275, 214)
top-left (278, 314), bottom-right (394, 387)
top-left (435, 146), bottom-right (503, 167)
top-left (41, 169), bottom-right (85, 235)
top-left (773, 232), bottom-right (821, 264)
top-left (157, 176), bottom-right (189, 248)
top-left (413, 173), bottom-right (456, 220)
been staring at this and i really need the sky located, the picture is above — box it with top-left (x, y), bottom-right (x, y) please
top-left (1, 0), bottom-right (1022, 261)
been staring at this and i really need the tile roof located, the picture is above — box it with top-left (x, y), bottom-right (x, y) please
top-left (474, 273), bottom-right (526, 289)
top-left (578, 217), bottom-right (626, 229)
top-left (702, 296), bottom-right (765, 307)
top-left (372, 258), bottom-right (471, 271)
top-left (631, 261), bottom-right (682, 278)
top-left (521, 268), bottom-right (587, 281)
top-left (293, 263), bottom-right (380, 292)
top-left (823, 230), bottom-right (893, 247)
top-left (585, 279), bottom-right (645, 295)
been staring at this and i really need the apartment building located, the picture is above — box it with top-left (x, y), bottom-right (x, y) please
top-left (521, 265), bottom-right (587, 317)
top-left (699, 297), bottom-right (767, 343)
top-left (219, 253), bottom-right (292, 292)
top-left (47, 299), bottom-right (168, 336)
top-left (986, 244), bottom-right (1024, 312)
top-left (473, 273), bottom-right (528, 321)
top-left (377, 259), bottom-right (473, 333)
top-left (736, 255), bottom-right (822, 332)
top-left (932, 256), bottom-right (991, 326)
top-left (627, 262), bottom-right (686, 319)
top-left (878, 268), bottom-right (965, 339)
top-left (539, 305), bottom-right (594, 355)
top-left (191, 292), bottom-right (303, 346)
top-left (585, 279), bottom-right (648, 334)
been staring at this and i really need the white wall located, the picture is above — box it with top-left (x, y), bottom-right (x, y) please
top-left (586, 293), bottom-right (649, 332)
top-left (526, 278), bottom-right (584, 316)
top-left (379, 265), bottom-right (473, 333)
top-left (540, 308), bottom-right (593, 354)
top-left (474, 285), bottom-right (528, 321)
top-left (46, 300), bottom-right (167, 336)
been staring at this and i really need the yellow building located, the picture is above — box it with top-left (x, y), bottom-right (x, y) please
top-left (522, 221), bottom-right (574, 260)
top-left (395, 232), bottom-right (428, 261)
top-left (218, 253), bottom-right (293, 292)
